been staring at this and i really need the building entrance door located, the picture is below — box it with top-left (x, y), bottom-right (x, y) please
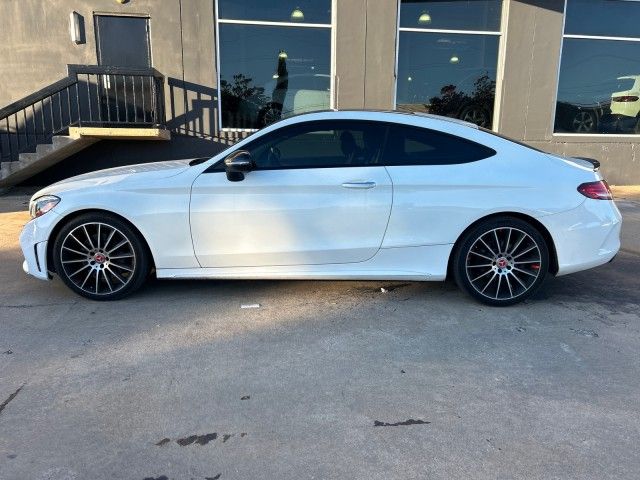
top-left (94, 15), bottom-right (151, 124)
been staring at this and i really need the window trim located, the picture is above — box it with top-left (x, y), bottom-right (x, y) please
top-left (228, 119), bottom-right (389, 171)
top-left (214, 0), bottom-right (336, 133)
top-left (218, 19), bottom-right (331, 29)
top-left (552, 0), bottom-right (640, 138)
top-left (205, 119), bottom-right (496, 173)
top-left (393, 0), bottom-right (506, 132)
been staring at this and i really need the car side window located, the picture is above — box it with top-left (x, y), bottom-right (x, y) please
top-left (245, 120), bottom-right (387, 169)
top-left (382, 125), bottom-right (496, 166)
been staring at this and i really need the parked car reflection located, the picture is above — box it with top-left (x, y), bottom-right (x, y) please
top-left (555, 101), bottom-right (607, 133)
top-left (220, 48), bottom-right (330, 129)
top-left (397, 74), bottom-right (496, 128)
top-left (600, 75), bottom-right (640, 133)
top-left (555, 75), bottom-right (640, 134)
top-left (259, 73), bottom-right (330, 126)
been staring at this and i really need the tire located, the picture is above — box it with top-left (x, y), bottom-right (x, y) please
top-left (459, 105), bottom-right (491, 128)
top-left (453, 217), bottom-right (549, 306)
top-left (571, 110), bottom-right (596, 133)
top-left (52, 213), bottom-right (150, 301)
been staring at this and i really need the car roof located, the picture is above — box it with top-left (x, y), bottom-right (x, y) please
top-left (271, 109), bottom-right (480, 130)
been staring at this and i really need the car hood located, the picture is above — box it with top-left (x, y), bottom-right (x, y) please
top-left (33, 159), bottom-right (193, 198)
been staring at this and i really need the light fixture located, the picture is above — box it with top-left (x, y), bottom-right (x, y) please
top-left (418, 10), bottom-right (431, 25)
top-left (115, 0), bottom-right (129, 4)
top-left (279, 50), bottom-right (288, 59)
top-left (290, 7), bottom-right (304, 22)
top-left (450, 55), bottom-right (460, 64)
top-left (407, 76), bottom-right (413, 82)
top-left (273, 73), bottom-right (280, 79)
top-left (69, 11), bottom-right (85, 44)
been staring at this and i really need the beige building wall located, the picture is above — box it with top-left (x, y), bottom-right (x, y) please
top-left (0, 0), bottom-right (218, 140)
top-left (498, 1), bottom-right (639, 184)
top-left (0, 0), bottom-right (638, 184)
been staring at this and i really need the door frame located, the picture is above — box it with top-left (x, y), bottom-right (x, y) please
top-left (94, 13), bottom-right (153, 67)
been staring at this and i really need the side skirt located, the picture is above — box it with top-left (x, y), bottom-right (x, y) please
top-left (156, 244), bottom-right (453, 281)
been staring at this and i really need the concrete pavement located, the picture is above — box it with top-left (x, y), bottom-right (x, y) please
top-left (612, 185), bottom-right (640, 255)
top-left (0, 190), bottom-right (639, 480)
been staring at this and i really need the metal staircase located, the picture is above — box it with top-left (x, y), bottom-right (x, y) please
top-left (0, 64), bottom-right (170, 189)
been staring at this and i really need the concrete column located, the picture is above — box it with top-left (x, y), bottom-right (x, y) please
top-left (335, 0), bottom-right (367, 109)
top-left (335, 0), bottom-right (398, 110)
top-left (497, 0), bottom-right (564, 141)
top-left (363, 0), bottom-right (399, 110)
top-left (173, 0), bottom-right (217, 138)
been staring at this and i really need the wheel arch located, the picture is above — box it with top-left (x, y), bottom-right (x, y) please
top-left (446, 212), bottom-right (559, 279)
top-left (46, 209), bottom-right (156, 274)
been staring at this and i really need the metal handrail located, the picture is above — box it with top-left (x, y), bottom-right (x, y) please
top-left (0, 64), bottom-right (166, 163)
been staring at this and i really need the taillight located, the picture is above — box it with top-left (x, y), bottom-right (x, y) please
top-left (612, 95), bottom-right (639, 102)
top-left (578, 180), bottom-right (613, 200)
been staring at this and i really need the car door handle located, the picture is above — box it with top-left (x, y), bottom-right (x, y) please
top-left (341, 181), bottom-right (376, 189)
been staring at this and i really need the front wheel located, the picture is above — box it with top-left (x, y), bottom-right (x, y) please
top-left (52, 213), bottom-right (150, 301)
top-left (453, 217), bottom-right (549, 306)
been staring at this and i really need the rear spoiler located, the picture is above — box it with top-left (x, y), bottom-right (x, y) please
top-left (576, 157), bottom-right (601, 171)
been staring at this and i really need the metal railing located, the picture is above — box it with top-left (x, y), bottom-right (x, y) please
top-left (0, 64), bottom-right (165, 163)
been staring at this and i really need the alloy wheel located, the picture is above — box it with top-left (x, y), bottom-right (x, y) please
top-left (465, 227), bottom-right (542, 301)
top-left (59, 222), bottom-right (137, 296)
top-left (572, 111), bottom-right (595, 132)
top-left (461, 107), bottom-right (489, 127)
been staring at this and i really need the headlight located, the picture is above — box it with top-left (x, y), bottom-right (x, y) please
top-left (29, 195), bottom-right (60, 219)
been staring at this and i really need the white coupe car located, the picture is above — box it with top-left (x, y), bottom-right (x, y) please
top-left (20, 110), bottom-right (621, 306)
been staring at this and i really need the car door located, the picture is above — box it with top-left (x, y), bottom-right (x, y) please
top-left (190, 120), bottom-right (392, 268)
top-left (380, 123), bottom-right (498, 248)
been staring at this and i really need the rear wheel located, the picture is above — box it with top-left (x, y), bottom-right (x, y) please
top-left (453, 217), bottom-right (549, 306)
top-left (52, 213), bottom-right (150, 301)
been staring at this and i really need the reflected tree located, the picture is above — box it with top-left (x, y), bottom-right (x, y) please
top-left (427, 74), bottom-right (496, 128)
top-left (220, 74), bottom-right (267, 128)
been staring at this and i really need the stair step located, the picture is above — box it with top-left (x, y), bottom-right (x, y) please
top-left (36, 143), bottom-right (55, 155)
top-left (0, 134), bottom-right (99, 188)
top-left (1, 162), bottom-right (16, 179)
top-left (18, 152), bottom-right (40, 165)
top-left (52, 135), bottom-right (76, 149)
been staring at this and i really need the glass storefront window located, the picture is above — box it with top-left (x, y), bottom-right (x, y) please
top-left (396, 1), bottom-right (502, 129)
top-left (218, 0), bottom-right (331, 25)
top-left (554, 0), bottom-right (640, 135)
top-left (217, 2), bottom-right (332, 130)
top-left (399, 0), bottom-right (501, 32)
top-left (564, 0), bottom-right (640, 39)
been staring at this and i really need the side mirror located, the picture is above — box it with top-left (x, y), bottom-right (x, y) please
top-left (224, 150), bottom-right (254, 181)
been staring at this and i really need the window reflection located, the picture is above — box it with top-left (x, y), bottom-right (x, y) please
top-left (218, 0), bottom-right (331, 24)
top-left (554, 39), bottom-right (640, 134)
top-left (565, 0), bottom-right (640, 39)
top-left (399, 0), bottom-right (501, 31)
top-left (396, 32), bottom-right (499, 128)
top-left (219, 24), bottom-right (331, 129)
